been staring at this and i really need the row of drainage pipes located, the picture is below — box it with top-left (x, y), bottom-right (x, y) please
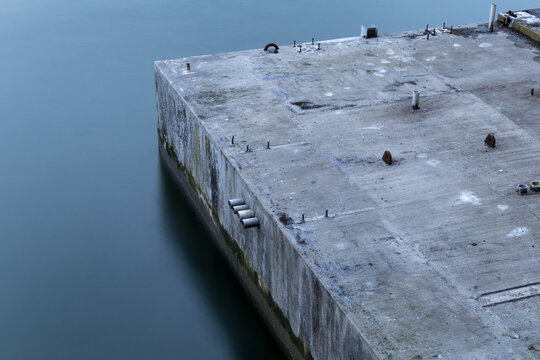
top-left (228, 198), bottom-right (259, 229)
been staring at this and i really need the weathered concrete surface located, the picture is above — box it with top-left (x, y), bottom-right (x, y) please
top-left (155, 14), bottom-right (540, 359)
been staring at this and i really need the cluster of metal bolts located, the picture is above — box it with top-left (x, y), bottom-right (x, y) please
top-left (299, 210), bottom-right (329, 223)
top-left (425, 23), bottom-right (453, 40)
top-left (292, 38), bottom-right (321, 52)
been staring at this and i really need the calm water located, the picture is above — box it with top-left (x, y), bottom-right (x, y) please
top-left (0, 0), bottom-right (536, 358)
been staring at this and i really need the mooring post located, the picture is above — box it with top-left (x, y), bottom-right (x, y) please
top-left (488, 3), bottom-right (497, 32)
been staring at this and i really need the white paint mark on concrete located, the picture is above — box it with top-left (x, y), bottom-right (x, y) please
top-left (335, 243), bottom-right (346, 250)
top-left (453, 44), bottom-right (462, 47)
top-left (344, 86), bottom-right (351, 90)
top-left (425, 56), bottom-right (437, 62)
top-left (457, 191), bottom-right (481, 206)
top-left (387, 49), bottom-right (395, 55)
top-left (479, 42), bottom-right (493, 48)
top-left (373, 72), bottom-right (385, 77)
top-left (361, 124), bottom-right (383, 130)
top-left (324, 92), bottom-right (333, 97)
top-left (394, 67), bottom-right (407, 72)
top-left (507, 227), bottom-right (529, 238)
top-left (381, 59), bottom-right (391, 64)
top-left (426, 159), bottom-right (440, 167)
top-left (498, 204), bottom-right (508, 211)
top-left (389, 55), bottom-right (413, 63)
top-left (417, 153), bottom-right (428, 159)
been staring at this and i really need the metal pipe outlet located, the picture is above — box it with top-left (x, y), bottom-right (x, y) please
top-left (232, 204), bottom-right (249, 213)
top-left (242, 217), bottom-right (259, 228)
top-left (238, 209), bottom-right (255, 219)
top-left (228, 198), bottom-right (245, 208)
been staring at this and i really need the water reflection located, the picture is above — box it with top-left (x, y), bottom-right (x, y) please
top-left (158, 159), bottom-right (286, 359)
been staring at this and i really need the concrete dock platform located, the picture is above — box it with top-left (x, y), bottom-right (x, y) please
top-left (155, 11), bottom-right (540, 359)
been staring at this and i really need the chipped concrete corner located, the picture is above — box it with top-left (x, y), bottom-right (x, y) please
top-left (156, 9), bottom-right (540, 360)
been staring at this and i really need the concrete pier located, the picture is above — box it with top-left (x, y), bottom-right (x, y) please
top-left (155, 10), bottom-right (540, 359)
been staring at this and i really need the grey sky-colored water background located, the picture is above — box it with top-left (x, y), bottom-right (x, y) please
top-left (0, 0), bottom-right (537, 359)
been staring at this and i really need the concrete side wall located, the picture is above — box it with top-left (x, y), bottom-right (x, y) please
top-left (155, 65), bottom-right (379, 360)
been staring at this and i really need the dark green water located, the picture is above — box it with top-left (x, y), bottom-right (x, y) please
top-left (0, 0), bottom-right (536, 358)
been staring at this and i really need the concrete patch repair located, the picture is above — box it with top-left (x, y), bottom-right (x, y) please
top-left (155, 6), bottom-right (540, 359)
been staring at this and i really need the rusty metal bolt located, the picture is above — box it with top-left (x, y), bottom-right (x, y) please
top-left (263, 43), bottom-right (279, 53)
top-left (517, 184), bottom-right (529, 195)
top-left (382, 150), bottom-right (392, 165)
top-left (186, 63), bottom-right (190, 71)
top-left (484, 133), bottom-right (496, 148)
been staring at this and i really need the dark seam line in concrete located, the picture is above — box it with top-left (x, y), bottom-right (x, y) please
top-left (477, 281), bottom-right (540, 298)
top-left (481, 293), bottom-right (540, 308)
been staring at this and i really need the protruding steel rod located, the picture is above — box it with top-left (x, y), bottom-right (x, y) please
top-left (187, 63), bottom-right (190, 71)
top-left (246, 145), bottom-right (250, 152)
top-left (412, 90), bottom-right (420, 110)
top-left (488, 3), bottom-right (497, 32)
top-left (450, 26), bottom-right (453, 34)
top-left (232, 135), bottom-right (234, 145)
top-left (532, 88), bottom-right (535, 96)
top-left (312, 37), bottom-right (314, 45)
top-left (266, 141), bottom-right (270, 149)
top-left (427, 32), bottom-right (430, 40)
top-left (242, 217), bottom-right (259, 228)
top-left (317, 43), bottom-right (321, 50)
top-left (325, 209), bottom-right (328, 217)
top-left (293, 40), bottom-right (296, 47)
top-left (228, 198), bottom-right (245, 208)
top-left (298, 44), bottom-right (302, 53)
top-left (301, 213), bottom-right (305, 222)
top-left (443, 22), bottom-right (446, 29)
